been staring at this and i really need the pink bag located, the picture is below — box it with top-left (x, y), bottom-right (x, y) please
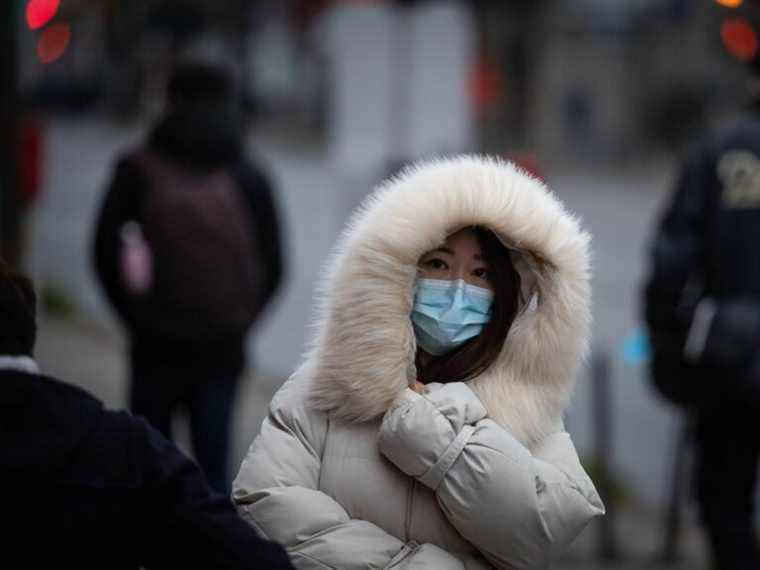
top-left (120, 221), bottom-right (153, 295)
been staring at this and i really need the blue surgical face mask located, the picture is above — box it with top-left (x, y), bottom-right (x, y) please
top-left (411, 278), bottom-right (494, 356)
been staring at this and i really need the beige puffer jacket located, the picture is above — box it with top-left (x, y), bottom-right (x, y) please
top-left (233, 156), bottom-right (605, 569)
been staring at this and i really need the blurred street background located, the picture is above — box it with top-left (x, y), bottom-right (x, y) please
top-left (4, 0), bottom-right (760, 567)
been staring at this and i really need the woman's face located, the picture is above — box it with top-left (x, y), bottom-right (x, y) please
top-left (418, 228), bottom-right (493, 292)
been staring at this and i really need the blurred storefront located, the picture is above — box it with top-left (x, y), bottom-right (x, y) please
top-left (12, 1), bottom-right (760, 162)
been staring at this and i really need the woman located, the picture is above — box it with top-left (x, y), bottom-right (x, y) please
top-left (233, 156), bottom-right (604, 568)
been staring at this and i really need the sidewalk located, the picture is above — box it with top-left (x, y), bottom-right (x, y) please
top-left (34, 315), bottom-right (712, 570)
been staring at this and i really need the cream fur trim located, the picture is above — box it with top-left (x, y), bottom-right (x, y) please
top-left (306, 155), bottom-right (591, 446)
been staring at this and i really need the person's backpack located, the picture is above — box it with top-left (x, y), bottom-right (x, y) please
top-left (123, 151), bottom-right (265, 341)
top-left (648, 293), bottom-right (760, 409)
top-left (645, 154), bottom-right (760, 409)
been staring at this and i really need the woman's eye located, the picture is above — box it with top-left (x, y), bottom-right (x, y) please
top-left (425, 258), bottom-right (448, 270)
top-left (472, 267), bottom-right (489, 280)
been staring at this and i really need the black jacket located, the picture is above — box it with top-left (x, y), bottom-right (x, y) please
top-left (644, 117), bottom-right (760, 406)
top-left (93, 107), bottom-right (285, 359)
top-left (0, 368), bottom-right (294, 569)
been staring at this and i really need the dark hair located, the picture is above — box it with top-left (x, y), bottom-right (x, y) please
top-left (166, 62), bottom-right (236, 109)
top-left (0, 260), bottom-right (37, 356)
top-left (415, 226), bottom-right (521, 384)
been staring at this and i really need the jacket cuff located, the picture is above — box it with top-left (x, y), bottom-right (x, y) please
top-left (387, 382), bottom-right (488, 427)
top-left (379, 383), bottom-right (487, 487)
top-left (421, 382), bottom-right (488, 428)
top-left (418, 424), bottom-right (475, 490)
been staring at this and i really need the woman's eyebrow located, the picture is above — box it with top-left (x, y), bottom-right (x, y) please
top-left (428, 247), bottom-right (454, 256)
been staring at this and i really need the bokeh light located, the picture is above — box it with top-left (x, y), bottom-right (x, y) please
top-left (721, 17), bottom-right (758, 62)
top-left (37, 22), bottom-right (72, 64)
top-left (26, 0), bottom-right (60, 30)
top-left (715, 0), bottom-right (744, 7)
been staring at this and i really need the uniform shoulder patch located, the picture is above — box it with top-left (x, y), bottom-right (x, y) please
top-left (717, 149), bottom-right (760, 209)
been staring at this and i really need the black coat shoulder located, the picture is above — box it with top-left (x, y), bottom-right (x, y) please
top-left (1, 371), bottom-right (293, 569)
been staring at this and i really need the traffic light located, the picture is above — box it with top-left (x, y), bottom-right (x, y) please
top-left (713, 0), bottom-right (760, 68)
top-left (26, 0), bottom-right (60, 30)
top-left (25, 0), bottom-right (70, 65)
top-left (37, 23), bottom-right (71, 65)
top-left (722, 16), bottom-right (758, 61)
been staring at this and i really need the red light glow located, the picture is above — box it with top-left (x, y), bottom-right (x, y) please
top-left (721, 17), bottom-right (759, 62)
top-left (26, 0), bottom-right (60, 30)
top-left (37, 22), bottom-right (71, 64)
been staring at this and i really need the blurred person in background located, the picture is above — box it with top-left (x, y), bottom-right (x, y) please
top-left (92, 53), bottom-right (285, 495)
top-left (0, 260), bottom-right (294, 569)
top-left (644, 54), bottom-right (760, 570)
top-left (233, 157), bottom-right (603, 568)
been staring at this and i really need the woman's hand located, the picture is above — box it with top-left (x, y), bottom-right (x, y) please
top-left (411, 381), bottom-right (426, 394)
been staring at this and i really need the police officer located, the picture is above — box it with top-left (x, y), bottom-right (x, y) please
top-left (644, 73), bottom-right (760, 570)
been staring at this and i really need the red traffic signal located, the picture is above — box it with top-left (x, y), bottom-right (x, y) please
top-left (37, 22), bottom-right (71, 64)
top-left (721, 17), bottom-right (759, 62)
top-left (26, 0), bottom-right (60, 31)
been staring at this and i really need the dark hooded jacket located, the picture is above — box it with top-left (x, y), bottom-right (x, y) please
top-left (644, 116), bottom-right (760, 407)
top-left (0, 363), bottom-right (293, 569)
top-left (93, 106), bottom-right (285, 370)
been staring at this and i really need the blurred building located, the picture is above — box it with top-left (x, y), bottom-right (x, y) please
top-left (532, 0), bottom-right (748, 162)
top-left (14, 0), bottom-right (760, 162)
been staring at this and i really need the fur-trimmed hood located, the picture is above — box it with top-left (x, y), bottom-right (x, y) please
top-left (306, 155), bottom-right (591, 447)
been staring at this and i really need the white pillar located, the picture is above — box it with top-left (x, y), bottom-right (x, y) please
top-left (318, 3), bottom-right (397, 178)
top-left (401, 1), bottom-right (476, 161)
